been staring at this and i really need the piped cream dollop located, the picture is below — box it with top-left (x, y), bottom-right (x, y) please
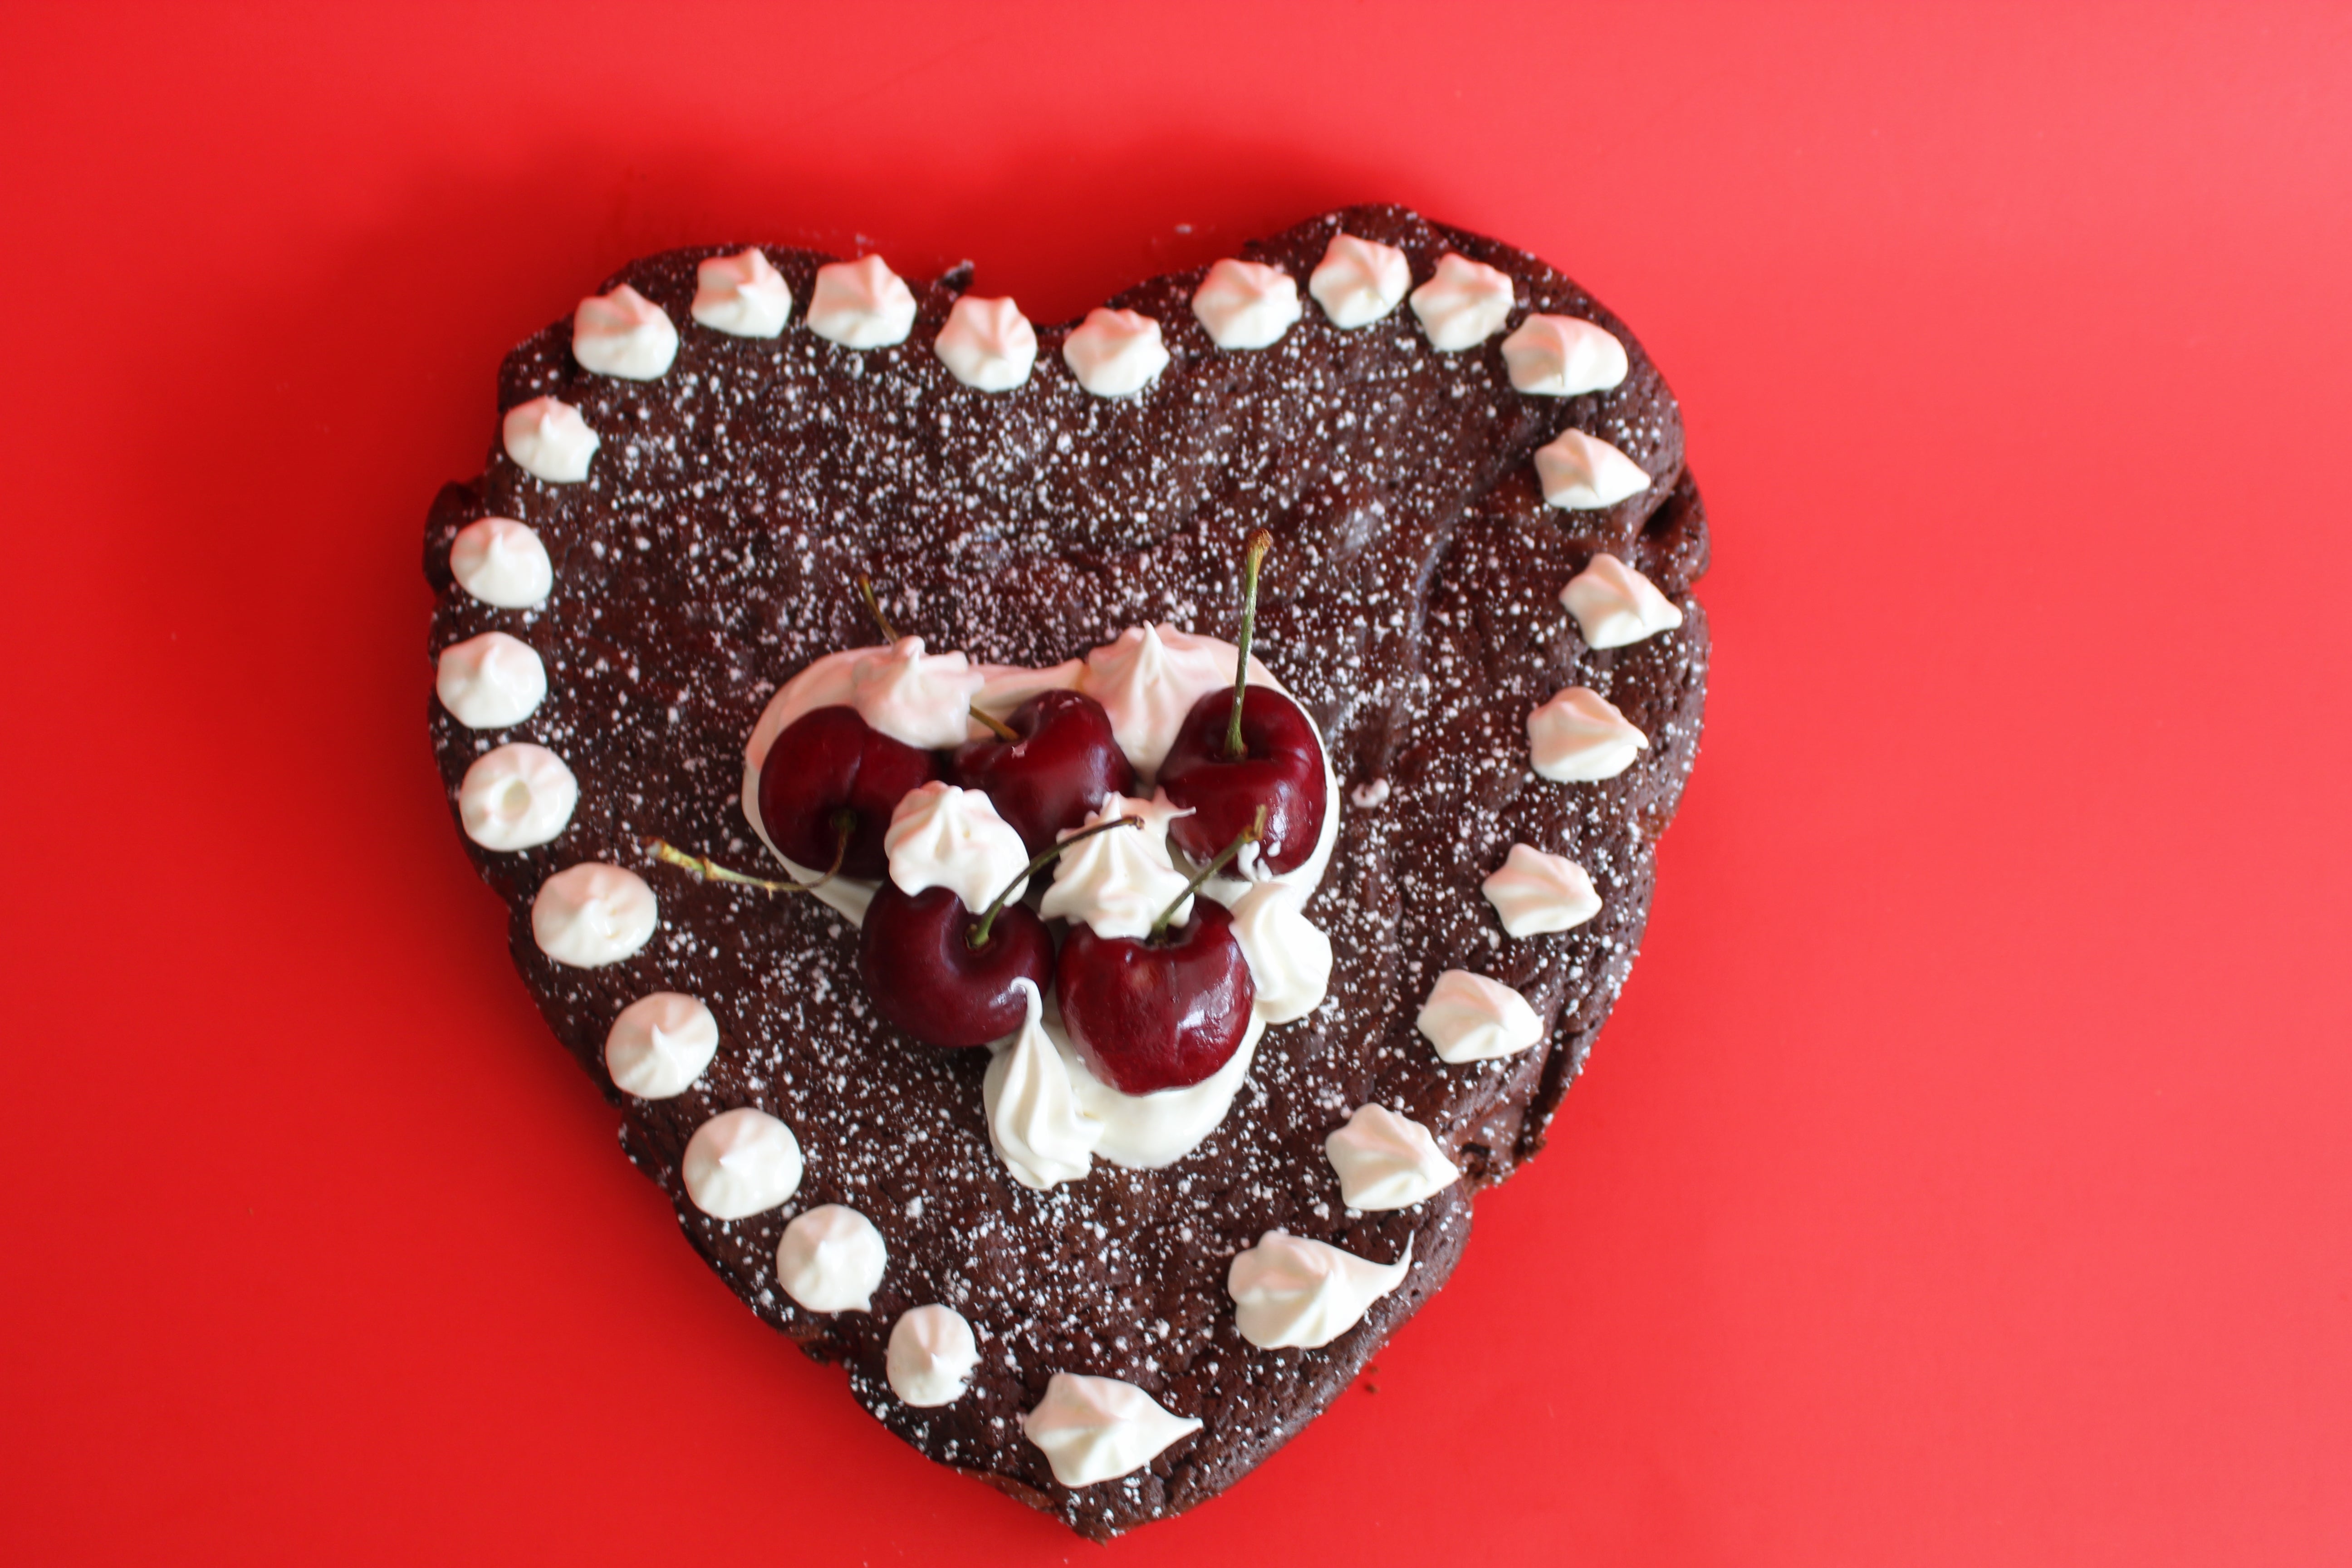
top-left (1021, 1373), bottom-right (1201, 1487)
top-left (1227, 1230), bottom-right (1413, 1348)
top-left (1481, 843), bottom-right (1602, 937)
top-left (934, 295), bottom-right (1037, 390)
top-left (1416, 970), bottom-right (1544, 1063)
top-left (888, 1305), bottom-right (980, 1406)
top-left (691, 248), bottom-right (791, 338)
top-left (806, 255), bottom-right (916, 348)
top-left (982, 998), bottom-right (1264, 1182)
top-left (1561, 553), bottom-right (1684, 648)
top-left (1502, 313), bottom-right (1629, 396)
top-left (1324, 1104), bottom-right (1460, 1210)
top-left (458, 742), bottom-right (577, 851)
top-left (571, 284), bottom-right (678, 380)
top-left (681, 1107), bottom-right (803, 1220)
top-left (1039, 795), bottom-right (1193, 939)
top-left (1077, 623), bottom-right (1260, 782)
top-left (885, 783), bottom-right (1030, 911)
top-left (983, 980), bottom-right (1098, 1191)
top-left (531, 863), bottom-right (657, 968)
top-left (502, 397), bottom-right (599, 483)
top-left (1063, 308), bottom-right (1168, 397)
top-left (1191, 259), bottom-right (1300, 349)
top-left (1527, 686), bottom-right (1648, 782)
top-left (604, 991), bottom-right (720, 1099)
top-left (775, 1205), bottom-right (887, 1312)
top-left (436, 632), bottom-right (547, 729)
top-left (1308, 232), bottom-right (1409, 328)
top-left (849, 637), bottom-right (987, 750)
top-left (1408, 252), bottom-right (1515, 350)
top-left (1534, 428), bottom-right (1650, 510)
top-left (1228, 882), bottom-right (1331, 1023)
top-left (449, 516), bottom-right (552, 608)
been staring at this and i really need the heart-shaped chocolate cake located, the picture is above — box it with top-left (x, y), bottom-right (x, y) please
top-left (424, 203), bottom-right (1709, 1538)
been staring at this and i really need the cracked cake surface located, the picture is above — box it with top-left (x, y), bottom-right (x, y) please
top-left (425, 203), bottom-right (1709, 1538)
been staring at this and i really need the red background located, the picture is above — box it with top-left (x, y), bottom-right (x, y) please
top-left (4, 3), bottom-right (2347, 1562)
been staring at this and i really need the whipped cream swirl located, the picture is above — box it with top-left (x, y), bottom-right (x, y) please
top-left (1191, 259), bottom-right (1301, 349)
top-left (1228, 882), bottom-right (1331, 1023)
top-left (604, 991), bottom-right (720, 1099)
top-left (1501, 313), bottom-right (1629, 396)
top-left (1481, 843), bottom-right (1602, 937)
top-left (1039, 795), bottom-right (1193, 939)
top-left (1062, 307), bottom-right (1169, 397)
top-left (1534, 428), bottom-right (1650, 510)
top-left (1324, 1104), bottom-right (1460, 1210)
top-left (1561, 552), bottom-right (1684, 648)
top-left (885, 783), bottom-right (1030, 911)
top-left (983, 980), bottom-right (1098, 1190)
top-left (458, 741), bottom-right (577, 851)
top-left (1022, 1373), bottom-right (1201, 1487)
top-left (1227, 1230), bottom-right (1413, 1348)
top-left (501, 397), bottom-right (599, 483)
top-left (571, 284), bottom-right (678, 380)
top-left (691, 249), bottom-right (792, 338)
top-left (1308, 232), bottom-right (1409, 328)
top-left (1527, 686), bottom-right (1648, 782)
top-left (436, 631), bottom-right (547, 729)
top-left (806, 255), bottom-right (916, 348)
top-left (934, 295), bottom-right (1037, 390)
top-left (1077, 623), bottom-right (1259, 782)
top-left (888, 1305), bottom-right (980, 1406)
top-left (531, 862), bottom-right (657, 968)
top-left (681, 1107), bottom-right (803, 1220)
top-left (983, 995), bottom-right (1265, 1182)
top-left (449, 516), bottom-right (552, 608)
top-left (1408, 252), bottom-right (1515, 350)
top-left (775, 1204), bottom-right (887, 1312)
top-left (849, 636), bottom-right (986, 749)
top-left (1416, 970), bottom-right (1544, 1063)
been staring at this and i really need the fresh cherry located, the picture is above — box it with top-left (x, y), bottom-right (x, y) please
top-left (756, 704), bottom-right (939, 879)
top-left (1156, 531), bottom-right (1326, 875)
top-left (1053, 810), bottom-right (1264, 1094)
top-left (1056, 902), bottom-right (1255, 1094)
top-left (857, 815), bottom-right (1142, 1049)
top-left (947, 689), bottom-right (1136, 854)
top-left (860, 884), bottom-right (1054, 1049)
top-left (1159, 686), bottom-right (1326, 875)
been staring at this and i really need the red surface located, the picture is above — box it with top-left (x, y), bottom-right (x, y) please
top-left (4, 4), bottom-right (2348, 1562)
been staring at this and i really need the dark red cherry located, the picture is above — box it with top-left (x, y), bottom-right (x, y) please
top-left (947, 689), bottom-right (1136, 854)
top-left (1055, 902), bottom-right (1254, 1094)
top-left (756, 705), bottom-right (939, 879)
top-left (858, 883), bottom-right (1054, 1049)
top-left (1157, 686), bottom-right (1327, 875)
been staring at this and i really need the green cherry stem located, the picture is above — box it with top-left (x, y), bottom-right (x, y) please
top-left (1225, 529), bottom-right (1274, 761)
top-left (968, 706), bottom-right (1020, 743)
top-left (857, 573), bottom-right (901, 644)
top-left (1149, 805), bottom-right (1266, 941)
top-left (966, 815), bottom-right (1142, 950)
top-left (647, 812), bottom-right (851, 895)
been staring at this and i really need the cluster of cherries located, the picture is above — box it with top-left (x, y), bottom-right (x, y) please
top-left (718, 533), bottom-right (1326, 1095)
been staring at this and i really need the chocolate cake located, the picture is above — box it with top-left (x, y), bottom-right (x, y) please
top-left (423, 203), bottom-right (1709, 1538)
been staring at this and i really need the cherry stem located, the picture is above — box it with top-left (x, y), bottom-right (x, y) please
top-left (969, 706), bottom-right (1019, 743)
top-left (1225, 530), bottom-right (1274, 761)
top-left (857, 573), bottom-right (901, 644)
top-left (647, 813), bottom-right (850, 895)
top-left (966, 815), bottom-right (1142, 950)
top-left (1150, 805), bottom-right (1266, 941)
